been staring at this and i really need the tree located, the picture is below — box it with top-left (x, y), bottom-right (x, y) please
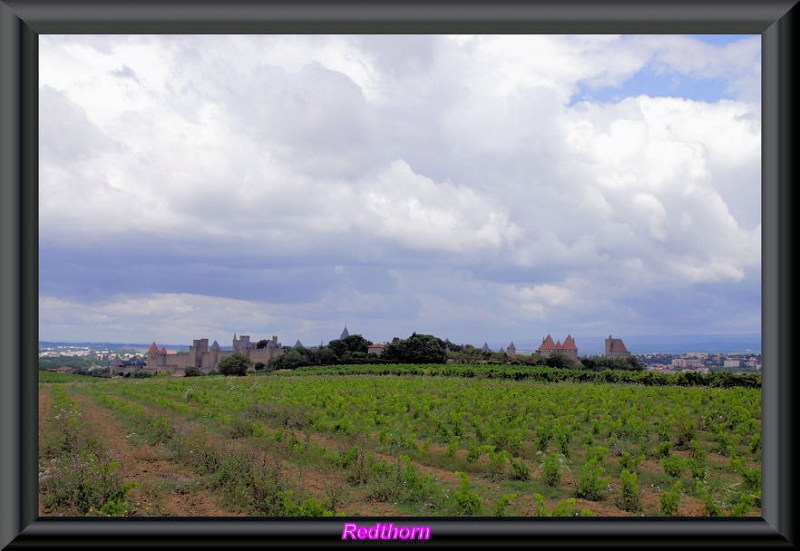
top-left (256, 339), bottom-right (270, 349)
top-left (382, 333), bottom-right (448, 364)
top-left (217, 352), bottom-right (252, 376)
top-left (310, 347), bottom-right (338, 365)
top-left (326, 334), bottom-right (372, 362)
top-left (184, 366), bottom-right (203, 377)
top-left (327, 339), bottom-right (348, 361)
top-left (269, 348), bottom-right (310, 370)
top-left (545, 353), bottom-right (578, 370)
top-left (342, 334), bottom-right (372, 355)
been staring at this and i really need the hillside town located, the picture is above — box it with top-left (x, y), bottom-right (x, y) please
top-left (39, 329), bottom-right (762, 378)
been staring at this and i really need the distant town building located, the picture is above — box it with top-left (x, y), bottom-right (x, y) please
top-left (537, 334), bottom-right (578, 361)
top-left (340, 326), bottom-right (350, 340)
top-left (108, 355), bottom-right (125, 370)
top-left (672, 358), bottom-right (704, 369)
top-left (604, 335), bottom-right (630, 358)
top-left (481, 342), bottom-right (491, 353)
top-left (367, 343), bottom-right (386, 356)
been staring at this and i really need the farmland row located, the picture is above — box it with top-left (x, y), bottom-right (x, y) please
top-left (46, 371), bottom-right (762, 517)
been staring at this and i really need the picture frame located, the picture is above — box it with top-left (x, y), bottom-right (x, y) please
top-left (1, 0), bottom-right (795, 548)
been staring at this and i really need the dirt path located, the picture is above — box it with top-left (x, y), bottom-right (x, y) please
top-left (63, 387), bottom-right (245, 517)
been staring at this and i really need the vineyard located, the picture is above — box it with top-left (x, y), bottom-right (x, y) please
top-left (38, 366), bottom-right (761, 518)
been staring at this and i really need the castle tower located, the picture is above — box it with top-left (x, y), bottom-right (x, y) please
top-left (210, 340), bottom-right (221, 368)
top-left (147, 342), bottom-right (159, 368)
top-left (605, 335), bottom-right (630, 358)
top-left (560, 335), bottom-right (578, 361)
top-left (507, 342), bottom-right (517, 358)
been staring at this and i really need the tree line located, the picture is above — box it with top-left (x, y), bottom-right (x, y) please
top-left (207, 332), bottom-right (648, 375)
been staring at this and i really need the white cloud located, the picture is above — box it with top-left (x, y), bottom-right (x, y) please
top-left (38, 34), bottom-right (762, 342)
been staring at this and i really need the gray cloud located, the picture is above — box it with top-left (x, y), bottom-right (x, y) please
top-left (38, 34), bottom-right (761, 345)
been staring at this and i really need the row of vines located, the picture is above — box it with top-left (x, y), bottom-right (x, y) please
top-left (40, 368), bottom-right (761, 517)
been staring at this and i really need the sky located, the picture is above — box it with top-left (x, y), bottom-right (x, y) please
top-left (38, 34), bottom-right (761, 352)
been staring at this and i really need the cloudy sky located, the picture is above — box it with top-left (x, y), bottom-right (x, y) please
top-left (39, 34), bottom-right (761, 351)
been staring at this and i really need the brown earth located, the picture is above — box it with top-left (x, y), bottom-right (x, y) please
top-left (38, 386), bottom-right (244, 517)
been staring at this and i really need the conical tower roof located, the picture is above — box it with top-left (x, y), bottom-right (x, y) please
top-left (561, 335), bottom-right (577, 350)
top-left (539, 334), bottom-right (556, 350)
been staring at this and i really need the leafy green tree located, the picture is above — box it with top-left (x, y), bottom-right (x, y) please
top-left (546, 353), bottom-right (578, 370)
top-left (310, 347), bottom-right (338, 365)
top-left (217, 352), bottom-right (252, 376)
top-left (514, 352), bottom-right (547, 367)
top-left (383, 333), bottom-right (448, 364)
top-left (184, 366), bottom-right (203, 377)
top-left (326, 339), bottom-right (348, 361)
top-left (342, 334), bottom-right (372, 355)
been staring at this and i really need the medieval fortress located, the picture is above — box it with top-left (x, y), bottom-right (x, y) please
top-left (128, 334), bottom-right (285, 376)
top-left (111, 329), bottom-right (628, 376)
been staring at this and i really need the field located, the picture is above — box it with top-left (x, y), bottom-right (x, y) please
top-left (38, 367), bottom-right (762, 518)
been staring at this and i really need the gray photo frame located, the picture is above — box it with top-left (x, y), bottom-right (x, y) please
top-left (1, 1), bottom-right (796, 548)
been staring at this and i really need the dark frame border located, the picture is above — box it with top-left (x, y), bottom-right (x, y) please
top-left (1, 1), bottom-right (796, 548)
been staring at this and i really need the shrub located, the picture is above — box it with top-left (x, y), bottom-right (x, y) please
top-left (509, 456), bottom-right (531, 481)
top-left (688, 457), bottom-right (707, 482)
top-left (576, 459), bottom-right (610, 501)
top-left (445, 437), bottom-right (459, 458)
top-left (487, 449), bottom-right (510, 480)
top-left (742, 467), bottom-right (761, 492)
top-left (532, 493), bottom-right (548, 517)
top-left (550, 497), bottom-right (578, 517)
top-left (619, 451), bottom-right (644, 472)
top-left (660, 481), bottom-right (681, 516)
top-left (184, 366), bottom-right (203, 377)
top-left (661, 454), bottom-right (685, 478)
top-left (541, 453), bottom-right (562, 487)
top-left (618, 469), bottom-right (641, 512)
top-left (674, 415), bottom-right (697, 449)
top-left (749, 432), bottom-right (762, 454)
top-left (493, 493), bottom-right (517, 517)
top-left (217, 353), bottom-right (253, 376)
top-left (730, 494), bottom-right (756, 516)
top-left (584, 445), bottom-right (609, 464)
top-left (453, 471), bottom-right (482, 515)
top-left (695, 482), bottom-right (723, 516)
